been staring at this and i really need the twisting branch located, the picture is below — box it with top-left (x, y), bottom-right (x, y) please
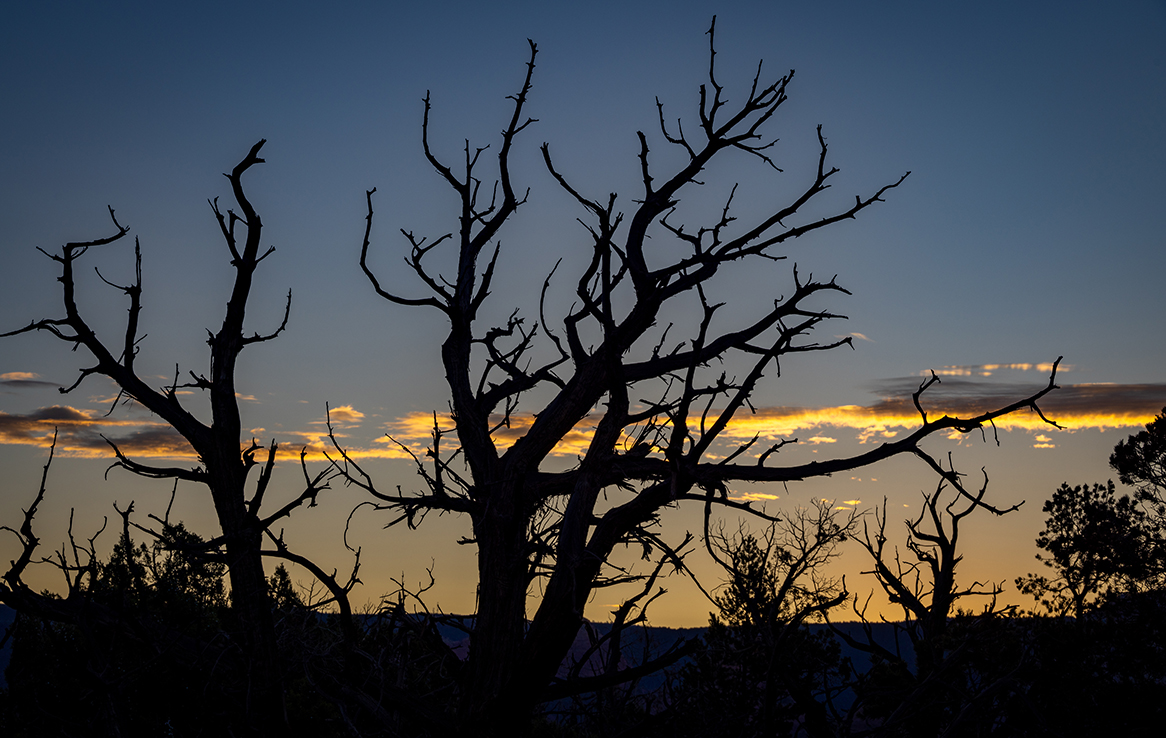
top-left (261, 528), bottom-right (361, 645)
top-left (326, 409), bottom-right (478, 527)
top-left (103, 436), bottom-right (206, 484)
top-left (241, 289), bottom-right (292, 345)
top-left (1, 430), bottom-right (59, 588)
top-left (256, 447), bottom-right (336, 530)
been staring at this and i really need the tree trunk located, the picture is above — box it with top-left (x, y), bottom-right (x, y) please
top-left (208, 458), bottom-right (286, 735)
top-left (462, 483), bottom-right (533, 735)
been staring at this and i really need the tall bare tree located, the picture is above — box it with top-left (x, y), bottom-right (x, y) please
top-left (837, 460), bottom-right (1028, 735)
top-left (1, 141), bottom-right (344, 734)
top-left (344, 19), bottom-right (1061, 733)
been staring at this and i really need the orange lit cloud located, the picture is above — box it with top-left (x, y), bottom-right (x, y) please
top-left (382, 411), bottom-right (600, 458)
top-left (379, 382), bottom-right (1166, 458)
top-left (729, 491), bottom-right (781, 503)
top-left (324, 405), bottom-right (366, 425)
top-left (0, 406), bottom-right (339, 462)
top-left (3, 381), bottom-right (1162, 465)
top-left (0, 405), bottom-right (193, 458)
top-left (926, 362), bottom-right (1072, 377)
top-left (1033, 433), bottom-right (1055, 449)
top-left (805, 436), bottom-right (838, 444)
top-left (855, 379), bottom-right (1166, 435)
top-left (1, 371), bottom-right (59, 389)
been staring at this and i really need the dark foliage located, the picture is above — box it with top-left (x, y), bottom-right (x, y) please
top-left (3, 527), bottom-right (270, 736)
top-left (661, 507), bottom-right (851, 738)
top-left (1111, 406), bottom-right (1166, 505)
top-left (0, 532), bottom-right (460, 737)
top-left (1017, 481), bottom-right (1164, 616)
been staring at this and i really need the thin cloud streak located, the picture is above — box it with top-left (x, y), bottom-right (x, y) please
top-left (0, 406), bottom-right (407, 462)
top-left (383, 412), bottom-right (598, 458)
top-left (1, 371), bottom-right (60, 390)
top-left (838, 332), bottom-right (874, 343)
top-left (721, 382), bottom-right (1166, 444)
top-left (1, 373), bottom-right (38, 381)
top-left (923, 362), bottom-right (1072, 377)
top-left (0, 405), bottom-right (193, 458)
top-left (381, 381), bottom-right (1166, 456)
top-left (2, 381), bottom-right (1162, 462)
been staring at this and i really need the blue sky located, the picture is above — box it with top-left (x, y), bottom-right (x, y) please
top-left (2, 1), bottom-right (1164, 624)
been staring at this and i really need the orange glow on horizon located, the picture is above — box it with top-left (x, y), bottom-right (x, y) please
top-left (2, 393), bottom-right (1161, 462)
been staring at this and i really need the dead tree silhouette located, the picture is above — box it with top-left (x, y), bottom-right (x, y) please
top-left (0, 140), bottom-right (356, 735)
top-left (340, 17), bottom-right (1062, 735)
top-left (837, 467), bottom-right (1027, 735)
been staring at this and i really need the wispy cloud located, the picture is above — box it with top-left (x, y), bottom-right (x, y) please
top-left (1033, 433), bottom-right (1055, 449)
top-left (383, 412), bottom-right (599, 458)
top-left (1, 371), bottom-right (60, 390)
top-left (862, 377), bottom-right (1166, 430)
top-left (805, 436), bottom-right (838, 445)
top-left (0, 406), bottom-right (395, 464)
top-left (0, 403), bottom-right (413, 463)
top-left (380, 380), bottom-right (1165, 456)
top-left (3, 378), bottom-right (1162, 464)
top-left (326, 405), bottom-right (366, 425)
top-left (0, 405), bottom-right (193, 458)
top-left (729, 491), bottom-right (780, 503)
top-left (923, 362), bottom-right (1072, 378)
top-left (720, 382), bottom-right (1166, 445)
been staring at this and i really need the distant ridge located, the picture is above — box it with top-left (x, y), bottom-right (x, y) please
top-left (0, 604), bottom-right (915, 695)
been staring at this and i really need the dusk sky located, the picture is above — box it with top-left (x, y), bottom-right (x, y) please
top-left (2, 1), bottom-right (1165, 626)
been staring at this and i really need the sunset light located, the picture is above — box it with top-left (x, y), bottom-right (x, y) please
top-left (1, 3), bottom-right (1163, 733)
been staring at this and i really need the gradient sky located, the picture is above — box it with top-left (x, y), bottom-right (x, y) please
top-left (2, 1), bottom-right (1165, 626)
